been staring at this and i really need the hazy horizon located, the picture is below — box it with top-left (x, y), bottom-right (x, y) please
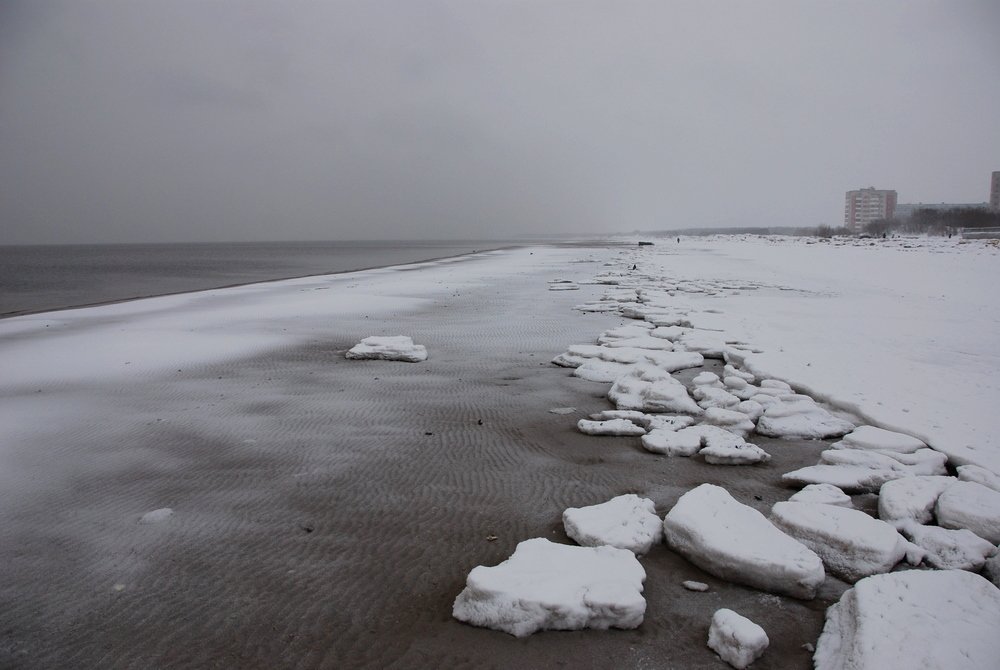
top-left (2, 1), bottom-right (998, 245)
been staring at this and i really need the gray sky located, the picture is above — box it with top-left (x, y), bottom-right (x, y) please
top-left (2, 1), bottom-right (998, 244)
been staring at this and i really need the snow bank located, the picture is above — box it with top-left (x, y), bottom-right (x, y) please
top-left (770, 502), bottom-right (906, 582)
top-left (935, 480), bottom-right (1000, 543)
top-left (662, 484), bottom-right (824, 599)
top-left (563, 494), bottom-right (664, 555)
top-left (345, 335), bottom-right (428, 362)
top-left (452, 538), bottom-right (646, 637)
top-left (814, 570), bottom-right (1000, 670)
top-left (707, 609), bottom-right (769, 670)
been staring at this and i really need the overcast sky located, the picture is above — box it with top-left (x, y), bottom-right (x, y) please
top-left (1, 1), bottom-right (998, 244)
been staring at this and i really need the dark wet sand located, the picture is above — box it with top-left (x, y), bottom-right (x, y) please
top-left (0, 253), bottom-right (844, 669)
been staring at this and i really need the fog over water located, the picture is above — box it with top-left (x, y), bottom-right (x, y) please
top-left (1, 1), bottom-right (998, 244)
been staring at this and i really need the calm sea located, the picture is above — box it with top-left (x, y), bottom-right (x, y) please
top-left (0, 240), bottom-right (513, 317)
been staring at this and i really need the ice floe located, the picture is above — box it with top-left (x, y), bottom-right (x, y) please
top-left (788, 484), bottom-right (853, 508)
top-left (700, 407), bottom-right (755, 437)
top-left (897, 521), bottom-right (997, 571)
top-left (662, 484), bottom-right (824, 599)
top-left (562, 494), bottom-right (664, 555)
top-left (956, 464), bottom-right (1000, 493)
top-left (452, 538), bottom-right (646, 637)
top-left (934, 480), bottom-right (1000, 544)
top-left (576, 418), bottom-right (647, 437)
top-left (876, 476), bottom-right (955, 526)
top-left (345, 335), bottom-right (428, 362)
top-left (770, 502), bottom-right (907, 582)
top-left (693, 386), bottom-right (741, 410)
top-left (814, 570), bottom-right (1000, 670)
top-left (707, 609), bottom-right (769, 670)
top-left (682, 580), bottom-right (709, 592)
top-left (836, 425), bottom-right (926, 453)
top-left (755, 396), bottom-right (854, 439)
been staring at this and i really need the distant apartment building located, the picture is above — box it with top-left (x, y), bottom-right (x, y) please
top-left (991, 171), bottom-right (1000, 211)
top-left (844, 187), bottom-right (897, 232)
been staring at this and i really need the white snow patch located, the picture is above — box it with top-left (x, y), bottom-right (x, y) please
top-left (662, 484), bottom-right (824, 599)
top-left (562, 494), bottom-right (664, 555)
top-left (700, 407), bottom-right (756, 437)
top-left (707, 609), bottom-right (769, 670)
top-left (814, 570), bottom-right (1000, 670)
top-left (452, 538), bottom-right (646, 637)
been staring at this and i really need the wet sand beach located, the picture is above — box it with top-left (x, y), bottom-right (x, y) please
top-left (1, 245), bottom-right (843, 669)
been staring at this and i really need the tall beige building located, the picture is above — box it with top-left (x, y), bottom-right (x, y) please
top-left (991, 171), bottom-right (1000, 211)
top-left (844, 187), bottom-right (897, 233)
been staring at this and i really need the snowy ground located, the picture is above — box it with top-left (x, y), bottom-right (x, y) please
top-left (620, 235), bottom-right (1000, 475)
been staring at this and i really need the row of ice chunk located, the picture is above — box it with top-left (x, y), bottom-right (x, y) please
top-left (453, 479), bottom-right (1000, 668)
top-left (452, 491), bottom-right (772, 667)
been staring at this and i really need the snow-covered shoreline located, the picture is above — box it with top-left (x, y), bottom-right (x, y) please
top-left (2, 237), bottom-right (998, 668)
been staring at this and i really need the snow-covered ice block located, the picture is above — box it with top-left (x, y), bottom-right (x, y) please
top-left (642, 427), bottom-right (703, 457)
top-left (956, 464), bottom-right (1000, 493)
top-left (641, 381), bottom-right (703, 415)
top-left (708, 609), bottom-right (769, 670)
top-left (677, 331), bottom-right (728, 359)
top-left (548, 282), bottom-right (579, 290)
top-left (877, 476), bottom-right (955, 525)
top-left (836, 426), bottom-right (926, 454)
top-left (701, 440), bottom-right (770, 466)
top-left (598, 324), bottom-right (654, 343)
top-left (662, 484), bottom-right (824, 599)
top-left (647, 415), bottom-right (697, 431)
top-left (756, 397), bottom-right (854, 439)
top-left (898, 521), bottom-right (997, 571)
top-left (345, 336), bottom-right (428, 362)
top-left (682, 580), bottom-right (709, 592)
top-left (601, 336), bottom-right (675, 351)
top-left (563, 494), bottom-right (664, 555)
top-left (700, 407), bottom-right (756, 437)
top-left (724, 364), bottom-right (755, 383)
top-left (788, 484), bottom-right (853, 508)
top-left (782, 464), bottom-right (901, 494)
top-left (573, 360), bottom-right (635, 382)
top-left (935, 480), bottom-right (1000, 544)
top-left (576, 418), bottom-right (646, 437)
top-left (736, 399), bottom-right (764, 421)
top-left (452, 538), bottom-right (646, 637)
top-left (693, 386), bottom-right (741, 410)
top-left (139, 508), bottom-right (174, 524)
top-left (760, 379), bottom-right (791, 391)
top-left (650, 325), bottom-right (687, 341)
top-left (814, 570), bottom-right (1000, 670)
top-left (588, 410), bottom-right (651, 427)
top-left (692, 371), bottom-right (722, 387)
top-left (770, 502), bottom-right (906, 583)
top-left (983, 552), bottom-right (1000, 589)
